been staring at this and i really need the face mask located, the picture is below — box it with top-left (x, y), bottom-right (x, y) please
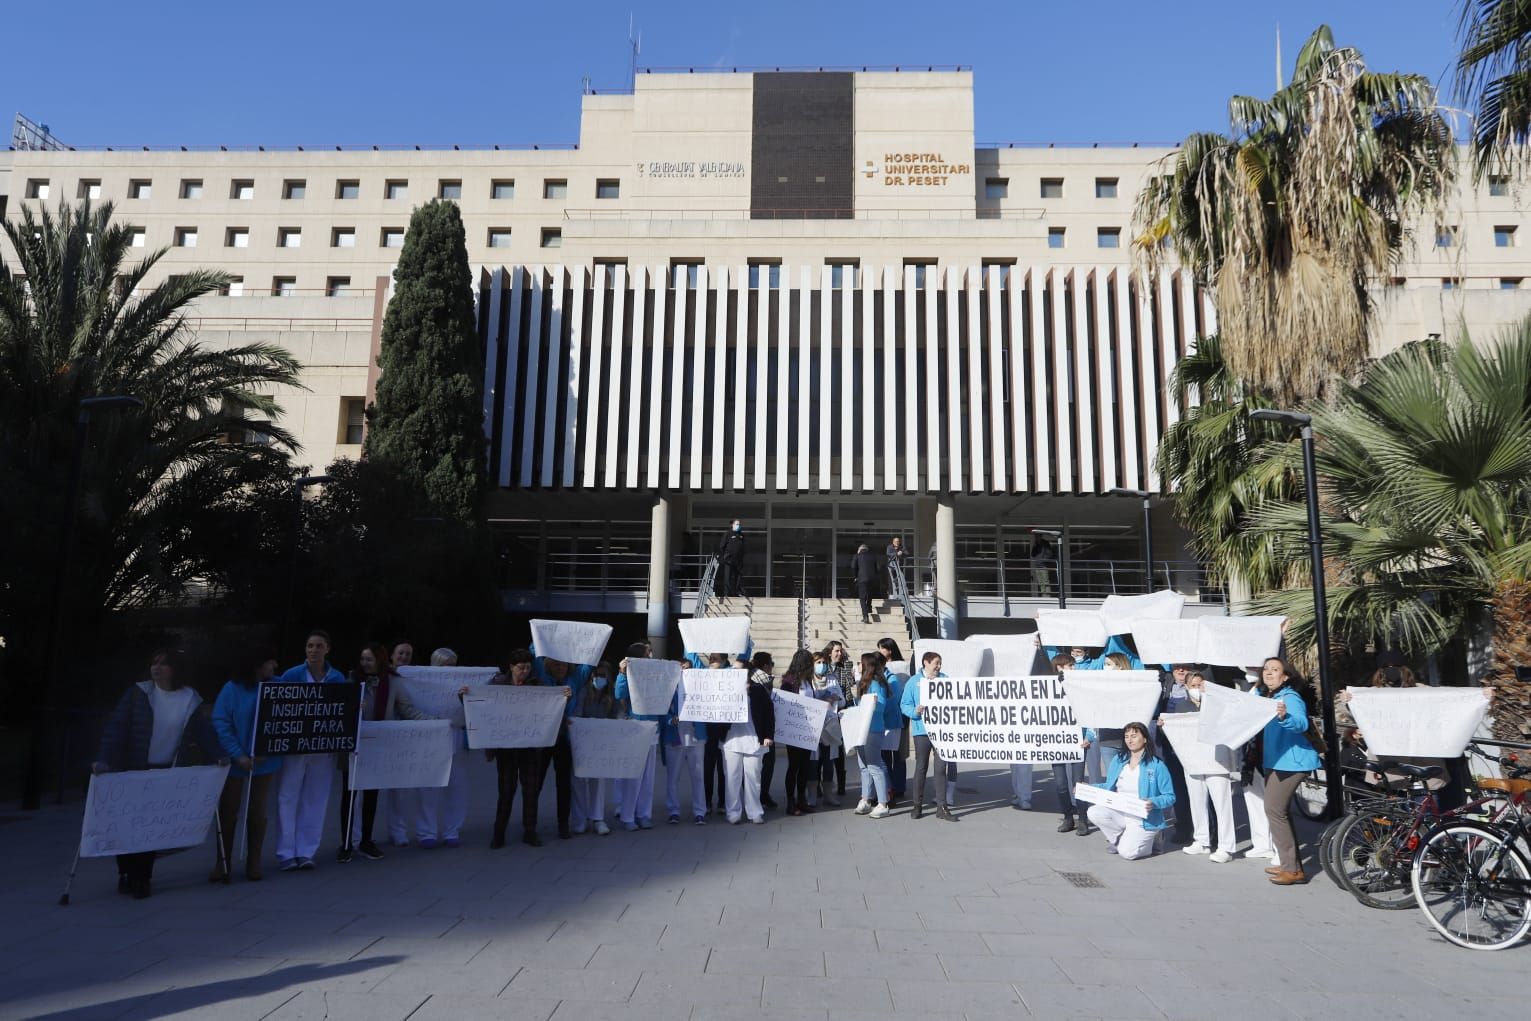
top-left (732, 523), bottom-right (741, 533)
top-left (814, 663), bottom-right (828, 676)
top-left (1072, 652), bottom-right (1086, 664)
top-left (1187, 688), bottom-right (1203, 704)
top-left (592, 676), bottom-right (608, 690)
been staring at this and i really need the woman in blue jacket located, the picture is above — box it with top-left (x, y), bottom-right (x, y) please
top-left (211, 650), bottom-right (282, 882)
top-left (1257, 657), bottom-right (1322, 885)
top-left (902, 652), bottom-right (956, 822)
top-left (1086, 721), bottom-right (1176, 860)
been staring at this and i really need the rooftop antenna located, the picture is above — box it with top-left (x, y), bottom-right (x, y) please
top-left (629, 14), bottom-right (642, 90)
top-left (1275, 23), bottom-right (1283, 90)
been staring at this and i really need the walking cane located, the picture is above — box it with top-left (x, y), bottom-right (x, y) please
top-left (59, 841), bottom-right (83, 906)
top-left (212, 790), bottom-right (231, 883)
top-left (236, 775), bottom-right (252, 864)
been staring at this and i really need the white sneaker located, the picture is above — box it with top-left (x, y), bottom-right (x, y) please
top-left (1209, 850), bottom-right (1233, 863)
top-left (1182, 844), bottom-right (1210, 856)
top-left (594, 821), bottom-right (611, 836)
top-left (855, 799), bottom-right (873, 815)
top-left (869, 804), bottom-right (891, 819)
top-left (571, 824), bottom-right (588, 835)
top-left (1251, 848), bottom-right (1279, 861)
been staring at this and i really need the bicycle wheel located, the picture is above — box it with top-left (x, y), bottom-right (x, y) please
top-left (1411, 822), bottom-right (1531, 950)
top-left (1332, 806), bottom-right (1420, 909)
top-left (1294, 771), bottom-right (1328, 821)
top-left (1318, 815), bottom-right (1352, 890)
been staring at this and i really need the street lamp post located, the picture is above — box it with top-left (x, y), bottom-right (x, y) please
top-left (283, 474), bottom-right (333, 644)
top-left (24, 394), bottom-right (145, 811)
top-left (1249, 408), bottom-right (1344, 820)
top-left (1111, 487), bottom-right (1154, 593)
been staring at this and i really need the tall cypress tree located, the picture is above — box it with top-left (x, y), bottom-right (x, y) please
top-left (365, 199), bottom-right (486, 523)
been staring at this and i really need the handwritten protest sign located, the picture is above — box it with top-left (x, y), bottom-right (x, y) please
top-left (625, 659), bottom-right (683, 716)
top-left (1196, 682), bottom-right (1278, 747)
top-left (253, 682), bottom-right (361, 756)
top-left (1157, 713), bottom-right (1238, 777)
top-left (349, 720), bottom-right (453, 790)
top-left (1345, 688), bottom-right (1489, 758)
top-left (678, 616), bottom-right (751, 656)
top-left (913, 639), bottom-right (984, 679)
top-left (1195, 616), bottom-right (1286, 667)
top-left (1060, 671), bottom-right (1162, 729)
top-left (395, 666), bottom-right (497, 721)
top-left (463, 685), bottom-right (566, 749)
top-left (965, 634), bottom-right (1044, 677)
top-left (677, 668), bottom-right (748, 723)
top-left (1072, 782), bottom-right (1148, 819)
top-left (838, 701), bottom-right (880, 752)
top-left (923, 675), bottom-right (1084, 765)
top-left (530, 619), bottom-right (613, 666)
top-left (80, 764), bottom-right (228, 857)
top-left (1129, 619), bottom-right (1202, 668)
top-left (569, 718), bottom-right (658, 779)
top-left (1100, 589), bottom-right (1187, 637)
top-left (1035, 609), bottom-right (1110, 649)
top-left (771, 689), bottom-right (831, 751)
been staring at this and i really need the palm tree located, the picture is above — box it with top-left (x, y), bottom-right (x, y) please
top-left (0, 200), bottom-right (304, 805)
top-left (1457, 0), bottom-right (1531, 178)
top-left (1134, 25), bottom-right (1455, 403)
top-left (1247, 321), bottom-right (1531, 736)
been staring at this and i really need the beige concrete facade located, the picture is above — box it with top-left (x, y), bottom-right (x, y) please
top-left (3, 70), bottom-right (1529, 471)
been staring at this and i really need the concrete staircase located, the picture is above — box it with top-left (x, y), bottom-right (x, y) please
top-left (706, 595), bottom-right (803, 660)
top-left (806, 597), bottom-right (914, 660)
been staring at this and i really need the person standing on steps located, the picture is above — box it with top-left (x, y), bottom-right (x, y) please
top-left (885, 536), bottom-right (906, 602)
top-left (717, 520), bottom-right (747, 598)
top-left (851, 542), bottom-right (880, 624)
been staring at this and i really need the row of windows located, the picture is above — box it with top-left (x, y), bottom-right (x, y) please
top-left (151, 225), bottom-right (563, 249)
top-left (22, 176), bottom-right (618, 203)
top-left (983, 176), bottom-right (1119, 201)
top-left (1437, 224), bottom-right (1524, 248)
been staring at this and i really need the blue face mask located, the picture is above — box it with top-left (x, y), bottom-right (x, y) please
top-left (732, 523), bottom-right (742, 533)
top-left (814, 663), bottom-right (828, 676)
top-left (592, 676), bottom-right (609, 690)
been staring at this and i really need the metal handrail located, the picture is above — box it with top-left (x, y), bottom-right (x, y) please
top-left (886, 562), bottom-right (920, 647)
top-left (695, 555), bottom-right (720, 619)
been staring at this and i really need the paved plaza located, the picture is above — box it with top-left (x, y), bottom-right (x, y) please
top-left (1, 763), bottom-right (1524, 1020)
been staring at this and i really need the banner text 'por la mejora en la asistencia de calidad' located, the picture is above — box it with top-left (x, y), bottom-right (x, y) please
top-left (920, 675), bottom-right (1085, 764)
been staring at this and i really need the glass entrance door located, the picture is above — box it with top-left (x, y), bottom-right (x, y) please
top-left (770, 526), bottom-right (833, 598)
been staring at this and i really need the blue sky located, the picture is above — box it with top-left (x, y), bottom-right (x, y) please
top-left (3, 1), bottom-right (1467, 148)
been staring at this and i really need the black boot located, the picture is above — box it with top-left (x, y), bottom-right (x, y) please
top-left (934, 805), bottom-right (958, 822)
top-left (911, 803), bottom-right (923, 820)
top-left (490, 827), bottom-right (506, 849)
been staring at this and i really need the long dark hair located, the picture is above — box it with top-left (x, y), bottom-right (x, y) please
top-left (352, 642), bottom-right (393, 682)
top-left (857, 652), bottom-right (888, 699)
top-left (783, 649), bottom-right (815, 682)
top-left (877, 638), bottom-right (905, 672)
top-left (1115, 721), bottom-right (1158, 765)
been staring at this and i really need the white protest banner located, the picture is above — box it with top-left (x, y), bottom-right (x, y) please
top-left (1196, 681), bottom-right (1279, 747)
top-left (839, 701), bottom-right (880, 752)
top-left (1035, 609), bottom-right (1109, 649)
top-left (80, 764), bottom-right (228, 857)
top-left (677, 616), bottom-right (751, 656)
top-left (1157, 713), bottom-right (1238, 777)
top-left (569, 718), bottom-right (658, 779)
top-left (772, 689), bottom-right (831, 751)
top-left (396, 666), bottom-right (498, 721)
top-left (625, 658), bottom-right (683, 716)
top-left (677, 668), bottom-right (749, 723)
top-left (1071, 781), bottom-right (1148, 819)
top-left (1060, 671), bottom-right (1162, 729)
top-left (965, 634), bottom-right (1044, 677)
top-left (350, 720), bottom-right (453, 790)
top-left (913, 639), bottom-right (984, 678)
top-left (1195, 615), bottom-right (1287, 667)
top-left (1345, 688), bottom-right (1490, 758)
top-left (923, 675), bottom-right (1084, 764)
top-left (1100, 589), bottom-right (1187, 638)
top-left (1129, 619), bottom-right (1202, 668)
top-left (462, 685), bottom-right (567, 749)
top-left (530, 619), bottom-right (613, 666)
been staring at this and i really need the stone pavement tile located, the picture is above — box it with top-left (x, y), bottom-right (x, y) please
top-left (350, 936), bottom-right (491, 967)
top-left (761, 975), bottom-right (891, 1012)
top-left (133, 904), bottom-right (261, 931)
top-left (874, 928), bottom-right (990, 955)
top-left (719, 904), bottom-right (820, 929)
top-left (820, 908), bottom-right (924, 932)
top-left (938, 952), bottom-right (1070, 984)
top-left (332, 912), bottom-right (464, 939)
top-left (657, 921), bottom-right (769, 951)
top-left (1265, 992), bottom-right (1443, 1021)
top-left (586, 943), bottom-right (710, 973)
top-left (517, 900), bottom-right (628, 923)
top-left (709, 891), bottom-right (776, 911)
top-left (113, 983), bottom-right (307, 1021)
top-left (980, 932), bottom-right (1098, 958)
top-left (237, 931), bottom-right (384, 963)
top-left (1139, 985), bottom-right (1301, 1021)
top-left (705, 947), bottom-right (825, 977)
top-left (628, 969), bottom-right (764, 1006)
top-left (885, 893), bottom-right (962, 915)
top-left (470, 938), bottom-right (600, 970)
top-left (365, 963), bottom-right (520, 999)
top-left (436, 918), bottom-right (562, 943)
top-left (689, 1006), bottom-right (829, 1021)
top-left (917, 909), bottom-right (1034, 934)
top-left (419, 896), bottom-right (537, 920)
top-left (244, 908), bottom-right (358, 934)
top-left (1052, 956), bottom-right (1174, 988)
top-left (2, 924), bottom-right (168, 957)
top-left (802, 891), bottom-right (869, 912)
top-left (768, 924), bottom-right (876, 951)
top-left (503, 965), bottom-right (642, 1003)
top-left (546, 919), bottom-right (667, 947)
top-left (1014, 980), bottom-right (1169, 1019)
top-left (826, 950), bottom-right (943, 980)
top-left (887, 977), bottom-right (1027, 1013)
top-left (261, 990), bottom-right (430, 1020)
top-left (407, 993), bottom-right (557, 1021)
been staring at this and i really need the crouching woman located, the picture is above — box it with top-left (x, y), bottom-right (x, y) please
top-left (1086, 722), bottom-right (1175, 860)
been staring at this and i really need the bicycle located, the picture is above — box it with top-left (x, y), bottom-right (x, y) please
top-left (1410, 772), bottom-right (1531, 950)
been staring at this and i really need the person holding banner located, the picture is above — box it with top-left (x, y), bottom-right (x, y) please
top-left (1045, 653), bottom-right (1093, 837)
top-left (409, 648), bottom-right (474, 849)
top-left (854, 653), bottom-right (893, 819)
top-left (485, 650), bottom-right (552, 846)
top-left (94, 649), bottom-right (224, 898)
top-left (1255, 657), bottom-right (1322, 885)
top-left (1154, 663), bottom-right (1198, 846)
top-left (698, 653), bottom-right (732, 816)
top-left (335, 643), bottom-right (400, 863)
top-left (1085, 722), bottom-right (1177, 860)
top-left (211, 650), bottom-right (283, 882)
top-left (807, 651), bottom-right (845, 807)
top-left (1163, 672), bottom-right (1237, 863)
top-left (615, 646), bottom-right (662, 831)
top-left (662, 661), bottom-right (708, 826)
top-left (385, 641), bottom-right (418, 847)
top-left (274, 631), bottom-right (347, 872)
top-left (534, 653), bottom-right (592, 840)
top-left (903, 652), bottom-right (957, 822)
top-left (779, 651), bottom-right (817, 816)
top-left (569, 659), bottom-right (621, 836)
top-left (722, 652), bottom-right (777, 824)
top-left (877, 639), bottom-right (910, 805)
